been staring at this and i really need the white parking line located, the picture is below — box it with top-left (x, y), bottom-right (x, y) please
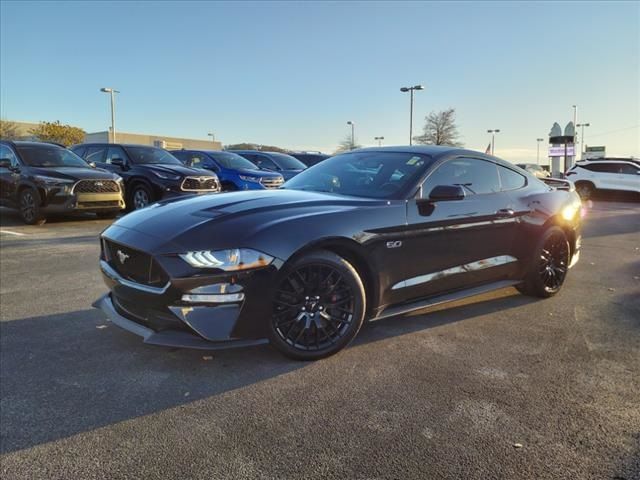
top-left (0, 229), bottom-right (26, 236)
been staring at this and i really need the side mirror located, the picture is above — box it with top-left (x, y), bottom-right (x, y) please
top-left (0, 158), bottom-right (12, 169)
top-left (428, 185), bottom-right (466, 201)
top-left (89, 161), bottom-right (97, 168)
top-left (111, 158), bottom-right (125, 168)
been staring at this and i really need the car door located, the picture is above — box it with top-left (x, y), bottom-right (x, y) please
top-left (0, 144), bottom-right (21, 205)
top-left (614, 162), bottom-right (640, 191)
top-left (387, 156), bottom-right (520, 305)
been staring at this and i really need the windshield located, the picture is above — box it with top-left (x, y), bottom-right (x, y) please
top-left (284, 151), bottom-right (433, 199)
top-left (125, 146), bottom-right (182, 165)
top-left (16, 145), bottom-right (91, 168)
top-left (211, 152), bottom-right (259, 170)
top-left (268, 153), bottom-right (307, 170)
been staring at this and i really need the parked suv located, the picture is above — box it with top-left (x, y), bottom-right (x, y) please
top-left (289, 151), bottom-right (330, 167)
top-left (565, 159), bottom-right (640, 199)
top-left (0, 141), bottom-right (125, 224)
top-left (228, 150), bottom-right (307, 181)
top-left (515, 163), bottom-right (550, 179)
top-left (171, 150), bottom-right (284, 191)
top-left (71, 143), bottom-right (220, 210)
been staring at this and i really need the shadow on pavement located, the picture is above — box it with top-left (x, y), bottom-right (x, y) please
top-left (0, 290), bottom-right (534, 454)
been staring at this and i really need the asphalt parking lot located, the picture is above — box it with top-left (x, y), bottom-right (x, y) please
top-left (0, 199), bottom-right (639, 480)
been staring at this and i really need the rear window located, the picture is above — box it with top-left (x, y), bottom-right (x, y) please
top-left (498, 165), bottom-right (527, 190)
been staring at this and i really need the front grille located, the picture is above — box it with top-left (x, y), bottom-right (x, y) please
top-left (260, 177), bottom-right (284, 189)
top-left (180, 176), bottom-right (219, 192)
top-left (79, 200), bottom-right (121, 208)
top-left (103, 239), bottom-right (169, 287)
top-left (112, 295), bottom-right (187, 332)
top-left (74, 179), bottom-right (120, 193)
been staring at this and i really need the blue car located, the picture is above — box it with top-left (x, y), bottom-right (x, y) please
top-left (172, 150), bottom-right (285, 191)
top-left (228, 150), bottom-right (307, 181)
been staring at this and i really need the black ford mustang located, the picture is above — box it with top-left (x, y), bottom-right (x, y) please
top-left (94, 146), bottom-right (582, 360)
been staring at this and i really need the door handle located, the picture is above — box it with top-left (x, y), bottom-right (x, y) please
top-left (496, 208), bottom-right (515, 217)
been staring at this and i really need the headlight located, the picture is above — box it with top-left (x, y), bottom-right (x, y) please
top-left (238, 175), bottom-right (261, 183)
top-left (151, 170), bottom-right (181, 181)
top-left (179, 248), bottom-right (274, 270)
top-left (34, 175), bottom-right (74, 186)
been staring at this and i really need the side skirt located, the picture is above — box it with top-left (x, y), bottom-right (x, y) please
top-left (371, 280), bottom-right (521, 322)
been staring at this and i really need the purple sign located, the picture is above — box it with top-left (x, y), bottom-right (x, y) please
top-left (548, 145), bottom-right (575, 157)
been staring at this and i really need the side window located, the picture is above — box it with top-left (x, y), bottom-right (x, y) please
top-left (422, 157), bottom-right (500, 197)
top-left (620, 163), bottom-right (639, 175)
top-left (105, 146), bottom-right (127, 164)
top-left (498, 165), bottom-right (526, 191)
top-left (253, 155), bottom-right (279, 170)
top-left (71, 145), bottom-right (86, 158)
top-left (187, 153), bottom-right (208, 168)
top-left (84, 146), bottom-right (107, 163)
top-left (171, 150), bottom-right (186, 162)
top-left (0, 145), bottom-right (19, 166)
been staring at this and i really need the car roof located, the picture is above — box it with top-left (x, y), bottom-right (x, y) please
top-left (2, 140), bottom-right (65, 148)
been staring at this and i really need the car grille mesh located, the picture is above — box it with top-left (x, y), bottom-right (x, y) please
top-left (260, 177), bottom-right (284, 189)
top-left (180, 176), bottom-right (219, 191)
top-left (103, 239), bottom-right (169, 287)
top-left (74, 179), bottom-right (120, 193)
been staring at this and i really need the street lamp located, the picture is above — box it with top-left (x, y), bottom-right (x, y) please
top-left (536, 138), bottom-right (544, 165)
top-left (576, 123), bottom-right (590, 157)
top-left (100, 87), bottom-right (120, 143)
top-left (374, 136), bottom-right (384, 146)
top-left (487, 129), bottom-right (500, 155)
top-left (208, 132), bottom-right (216, 142)
top-left (347, 121), bottom-right (355, 150)
top-left (400, 84), bottom-right (424, 145)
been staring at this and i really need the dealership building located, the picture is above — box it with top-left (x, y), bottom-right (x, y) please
top-left (84, 130), bottom-right (222, 151)
top-left (4, 120), bottom-right (222, 150)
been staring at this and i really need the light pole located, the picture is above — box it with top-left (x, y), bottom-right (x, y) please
top-left (536, 138), bottom-right (544, 165)
top-left (487, 129), bottom-right (500, 155)
top-left (347, 121), bottom-right (355, 150)
top-left (100, 87), bottom-right (119, 143)
top-left (208, 132), bottom-right (216, 143)
top-left (400, 85), bottom-right (424, 145)
top-left (576, 123), bottom-right (590, 157)
top-left (374, 136), bottom-right (384, 146)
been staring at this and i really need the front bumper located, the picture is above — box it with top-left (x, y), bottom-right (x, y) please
top-left (42, 191), bottom-right (125, 213)
top-left (94, 237), bottom-right (280, 350)
top-left (92, 293), bottom-right (268, 350)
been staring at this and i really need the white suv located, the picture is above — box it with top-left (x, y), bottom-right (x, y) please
top-left (565, 159), bottom-right (640, 199)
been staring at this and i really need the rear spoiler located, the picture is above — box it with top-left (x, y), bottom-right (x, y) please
top-left (541, 177), bottom-right (575, 192)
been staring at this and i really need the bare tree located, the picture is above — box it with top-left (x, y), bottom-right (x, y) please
top-left (413, 108), bottom-right (463, 147)
top-left (334, 134), bottom-right (362, 154)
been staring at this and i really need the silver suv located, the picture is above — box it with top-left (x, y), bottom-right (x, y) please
top-left (566, 159), bottom-right (640, 199)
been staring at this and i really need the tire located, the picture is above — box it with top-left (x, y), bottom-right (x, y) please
top-left (19, 188), bottom-right (46, 225)
top-left (96, 211), bottom-right (119, 219)
top-left (268, 250), bottom-right (366, 360)
top-left (516, 226), bottom-right (570, 298)
top-left (128, 184), bottom-right (153, 210)
top-left (575, 181), bottom-right (595, 200)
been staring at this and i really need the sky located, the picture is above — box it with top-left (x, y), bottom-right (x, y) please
top-left (1, 0), bottom-right (638, 161)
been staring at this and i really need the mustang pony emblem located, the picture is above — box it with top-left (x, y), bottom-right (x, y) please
top-left (116, 250), bottom-right (130, 264)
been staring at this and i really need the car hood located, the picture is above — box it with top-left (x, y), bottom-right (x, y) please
top-left (235, 168), bottom-right (282, 178)
top-left (137, 164), bottom-right (215, 177)
top-left (29, 167), bottom-right (120, 181)
top-left (106, 189), bottom-right (387, 252)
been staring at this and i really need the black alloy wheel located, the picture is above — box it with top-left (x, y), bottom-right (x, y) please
top-left (269, 250), bottom-right (366, 360)
top-left (517, 226), bottom-right (570, 298)
top-left (19, 188), bottom-right (45, 225)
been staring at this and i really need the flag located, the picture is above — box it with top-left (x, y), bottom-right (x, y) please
top-left (485, 143), bottom-right (491, 154)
